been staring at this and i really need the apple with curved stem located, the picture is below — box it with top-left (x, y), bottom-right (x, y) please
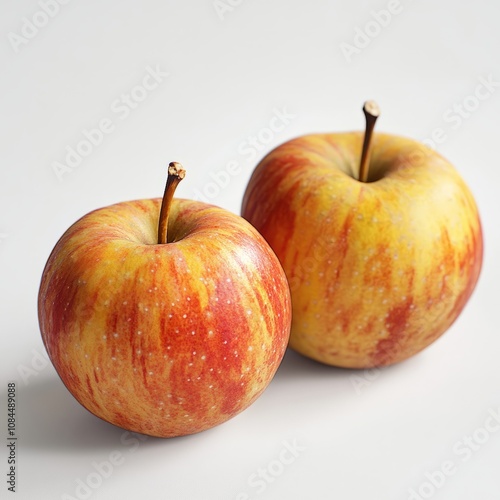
top-left (38, 162), bottom-right (291, 437)
top-left (242, 102), bottom-right (483, 368)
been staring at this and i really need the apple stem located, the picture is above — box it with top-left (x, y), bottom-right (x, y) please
top-left (358, 100), bottom-right (381, 183)
top-left (158, 162), bottom-right (186, 244)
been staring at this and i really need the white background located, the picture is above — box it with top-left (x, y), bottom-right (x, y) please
top-left (1, 1), bottom-right (499, 499)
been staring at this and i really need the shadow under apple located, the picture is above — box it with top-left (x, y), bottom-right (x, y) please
top-left (2, 375), bottom-right (202, 453)
top-left (5, 345), bottom-right (426, 454)
top-left (273, 348), bottom-right (348, 380)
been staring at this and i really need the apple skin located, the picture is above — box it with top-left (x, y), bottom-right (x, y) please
top-left (38, 198), bottom-right (291, 438)
top-left (242, 132), bottom-right (483, 368)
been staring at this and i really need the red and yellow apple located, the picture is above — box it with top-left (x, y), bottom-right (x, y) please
top-left (242, 103), bottom-right (482, 368)
top-left (38, 163), bottom-right (291, 438)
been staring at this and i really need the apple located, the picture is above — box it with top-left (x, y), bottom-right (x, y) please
top-left (38, 163), bottom-right (291, 438)
top-left (242, 102), bottom-right (483, 368)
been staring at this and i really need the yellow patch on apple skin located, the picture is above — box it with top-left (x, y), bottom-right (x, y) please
top-left (242, 132), bottom-right (483, 368)
top-left (38, 199), bottom-right (291, 437)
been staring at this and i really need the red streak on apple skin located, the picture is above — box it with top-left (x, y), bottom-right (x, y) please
top-left (375, 300), bottom-right (413, 364)
top-left (444, 220), bottom-right (483, 325)
top-left (85, 376), bottom-right (94, 398)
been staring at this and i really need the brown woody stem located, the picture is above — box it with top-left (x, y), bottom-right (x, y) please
top-left (158, 162), bottom-right (186, 244)
top-left (358, 100), bottom-right (380, 183)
